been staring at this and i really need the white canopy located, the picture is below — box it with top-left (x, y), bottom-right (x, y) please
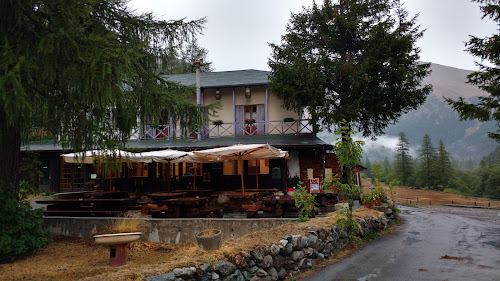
top-left (131, 149), bottom-right (191, 163)
top-left (194, 144), bottom-right (289, 191)
top-left (61, 149), bottom-right (135, 164)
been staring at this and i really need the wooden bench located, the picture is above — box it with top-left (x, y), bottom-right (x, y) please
top-left (43, 210), bottom-right (122, 217)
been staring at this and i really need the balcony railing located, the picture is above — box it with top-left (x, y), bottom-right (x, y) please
top-left (140, 119), bottom-right (314, 140)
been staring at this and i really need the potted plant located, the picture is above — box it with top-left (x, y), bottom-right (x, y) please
top-left (361, 192), bottom-right (375, 209)
top-left (195, 221), bottom-right (222, 251)
top-left (372, 186), bottom-right (386, 206)
top-left (212, 120), bottom-right (223, 126)
top-left (283, 117), bottom-right (295, 122)
top-left (244, 118), bottom-right (256, 125)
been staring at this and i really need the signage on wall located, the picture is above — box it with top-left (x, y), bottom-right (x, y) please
top-left (309, 178), bottom-right (320, 193)
top-left (271, 167), bottom-right (281, 179)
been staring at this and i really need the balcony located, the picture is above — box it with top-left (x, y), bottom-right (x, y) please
top-left (140, 119), bottom-right (315, 140)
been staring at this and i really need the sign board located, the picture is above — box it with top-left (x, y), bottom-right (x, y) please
top-left (271, 167), bottom-right (281, 179)
top-left (309, 178), bottom-right (320, 193)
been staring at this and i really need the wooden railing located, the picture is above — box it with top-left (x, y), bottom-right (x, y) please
top-left (140, 119), bottom-right (314, 140)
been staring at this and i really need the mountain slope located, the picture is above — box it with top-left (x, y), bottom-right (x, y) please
top-left (318, 63), bottom-right (497, 163)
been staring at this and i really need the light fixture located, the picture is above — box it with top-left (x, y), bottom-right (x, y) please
top-left (215, 89), bottom-right (221, 100)
top-left (245, 87), bottom-right (251, 98)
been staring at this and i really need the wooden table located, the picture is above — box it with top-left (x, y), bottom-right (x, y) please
top-left (148, 192), bottom-right (187, 203)
top-left (35, 198), bottom-right (137, 217)
top-left (152, 197), bottom-right (223, 218)
top-left (172, 189), bottom-right (216, 197)
top-left (235, 188), bottom-right (279, 199)
top-left (259, 195), bottom-right (298, 218)
top-left (84, 191), bottom-right (130, 199)
top-left (212, 191), bottom-right (259, 212)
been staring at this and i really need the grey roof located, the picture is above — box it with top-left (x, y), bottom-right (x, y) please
top-left (162, 69), bottom-right (269, 88)
top-left (23, 135), bottom-right (332, 153)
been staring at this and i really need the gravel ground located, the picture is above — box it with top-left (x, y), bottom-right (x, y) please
top-left (420, 205), bottom-right (500, 225)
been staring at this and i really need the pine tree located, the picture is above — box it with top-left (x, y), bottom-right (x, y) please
top-left (394, 132), bottom-right (413, 186)
top-left (435, 139), bottom-right (453, 188)
top-left (268, 0), bottom-right (431, 137)
top-left (445, 0), bottom-right (500, 141)
top-left (416, 134), bottom-right (437, 188)
top-left (0, 0), bottom-right (216, 192)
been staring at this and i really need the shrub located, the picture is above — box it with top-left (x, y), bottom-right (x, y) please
top-left (0, 185), bottom-right (51, 262)
top-left (291, 181), bottom-right (316, 222)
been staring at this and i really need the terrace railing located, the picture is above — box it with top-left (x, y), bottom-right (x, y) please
top-left (140, 119), bottom-right (314, 140)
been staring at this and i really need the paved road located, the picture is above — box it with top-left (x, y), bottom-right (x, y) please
top-left (302, 206), bottom-right (500, 281)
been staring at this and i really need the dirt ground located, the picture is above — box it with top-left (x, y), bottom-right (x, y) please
top-left (390, 186), bottom-right (500, 208)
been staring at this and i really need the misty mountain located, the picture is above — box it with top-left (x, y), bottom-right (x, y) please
top-left (318, 63), bottom-right (497, 164)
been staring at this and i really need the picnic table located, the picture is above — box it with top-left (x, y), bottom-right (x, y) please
top-left (212, 191), bottom-right (259, 212)
top-left (36, 198), bottom-right (137, 217)
top-left (172, 189), bottom-right (215, 197)
top-left (235, 188), bottom-right (278, 199)
top-left (250, 195), bottom-right (300, 218)
top-left (148, 192), bottom-right (187, 203)
top-left (152, 196), bottom-right (223, 218)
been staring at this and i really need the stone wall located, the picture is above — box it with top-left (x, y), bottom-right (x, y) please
top-left (147, 202), bottom-right (398, 281)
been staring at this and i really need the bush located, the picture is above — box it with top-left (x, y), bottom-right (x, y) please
top-left (0, 186), bottom-right (51, 262)
top-left (291, 181), bottom-right (316, 222)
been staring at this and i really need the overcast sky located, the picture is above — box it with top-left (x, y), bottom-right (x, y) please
top-left (128, 0), bottom-right (497, 72)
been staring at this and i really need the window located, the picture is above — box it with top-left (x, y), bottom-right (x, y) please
top-left (248, 160), bottom-right (270, 175)
top-left (244, 105), bottom-right (257, 121)
top-left (223, 160), bottom-right (241, 175)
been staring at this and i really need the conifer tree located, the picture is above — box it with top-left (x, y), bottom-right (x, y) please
top-left (394, 132), bottom-right (413, 186)
top-left (445, 0), bottom-right (500, 141)
top-left (268, 0), bottom-right (431, 137)
top-left (0, 0), bottom-right (215, 192)
top-left (416, 134), bottom-right (437, 188)
top-left (435, 139), bottom-right (453, 188)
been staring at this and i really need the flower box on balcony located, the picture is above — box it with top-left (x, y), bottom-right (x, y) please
top-left (283, 117), bottom-right (295, 122)
top-left (212, 120), bottom-right (223, 126)
top-left (244, 119), bottom-right (256, 125)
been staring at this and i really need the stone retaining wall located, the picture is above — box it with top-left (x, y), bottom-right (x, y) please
top-left (147, 202), bottom-right (398, 281)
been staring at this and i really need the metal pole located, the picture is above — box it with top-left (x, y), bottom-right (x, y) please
top-left (192, 59), bottom-right (204, 141)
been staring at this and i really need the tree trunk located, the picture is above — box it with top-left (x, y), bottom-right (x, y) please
top-left (0, 109), bottom-right (21, 193)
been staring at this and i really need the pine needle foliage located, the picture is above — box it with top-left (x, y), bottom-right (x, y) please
top-left (268, 0), bottom-right (432, 137)
top-left (0, 0), bottom-right (217, 189)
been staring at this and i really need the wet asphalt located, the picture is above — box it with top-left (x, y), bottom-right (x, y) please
top-left (301, 206), bottom-right (500, 281)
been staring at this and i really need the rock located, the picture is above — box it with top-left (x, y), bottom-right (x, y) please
top-left (269, 245), bottom-right (280, 256)
top-left (298, 258), bottom-right (313, 269)
top-left (256, 268), bottom-right (268, 277)
top-left (248, 266), bottom-right (259, 274)
top-left (200, 263), bottom-right (212, 273)
top-left (291, 251), bottom-right (305, 262)
top-left (282, 243), bottom-right (293, 256)
top-left (215, 261), bottom-right (236, 276)
top-left (251, 246), bottom-right (265, 262)
top-left (273, 254), bottom-right (284, 270)
top-left (242, 270), bottom-right (252, 281)
top-left (211, 272), bottom-right (220, 280)
top-left (234, 255), bottom-right (245, 267)
top-left (282, 235), bottom-right (292, 242)
top-left (384, 207), bottom-right (393, 215)
top-left (291, 235), bottom-right (303, 250)
top-left (317, 253), bottom-right (325, 260)
top-left (261, 255), bottom-right (273, 269)
top-left (277, 268), bottom-right (287, 280)
top-left (303, 247), bottom-right (315, 258)
top-left (247, 259), bottom-right (256, 267)
top-left (172, 267), bottom-right (197, 278)
top-left (300, 236), bottom-right (310, 248)
top-left (317, 229), bottom-right (327, 241)
top-left (197, 272), bottom-right (211, 281)
top-left (307, 234), bottom-right (319, 249)
top-left (146, 272), bottom-right (176, 281)
top-left (279, 239), bottom-right (288, 247)
top-left (267, 267), bottom-right (278, 281)
top-left (222, 269), bottom-right (245, 281)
